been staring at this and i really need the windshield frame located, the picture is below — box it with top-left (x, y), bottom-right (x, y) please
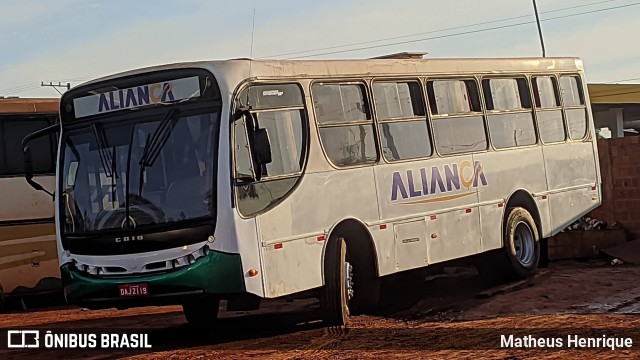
top-left (57, 100), bottom-right (222, 239)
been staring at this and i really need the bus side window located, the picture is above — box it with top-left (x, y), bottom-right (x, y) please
top-left (0, 117), bottom-right (54, 176)
top-left (373, 81), bottom-right (432, 161)
top-left (533, 76), bottom-right (565, 143)
top-left (427, 79), bottom-right (487, 155)
top-left (254, 110), bottom-right (304, 177)
top-left (233, 83), bottom-right (308, 216)
top-left (559, 75), bottom-right (588, 140)
top-left (482, 77), bottom-right (536, 149)
top-left (312, 83), bottom-right (378, 167)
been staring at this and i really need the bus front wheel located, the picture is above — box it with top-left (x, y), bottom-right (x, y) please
top-left (182, 296), bottom-right (220, 327)
top-left (320, 237), bottom-right (353, 327)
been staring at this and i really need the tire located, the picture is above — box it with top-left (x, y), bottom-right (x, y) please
top-left (503, 207), bottom-right (540, 279)
top-left (320, 237), bottom-right (352, 327)
top-left (182, 296), bottom-right (221, 328)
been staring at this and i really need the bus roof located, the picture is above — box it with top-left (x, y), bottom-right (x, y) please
top-left (0, 98), bottom-right (59, 115)
top-left (73, 57), bottom-right (585, 90)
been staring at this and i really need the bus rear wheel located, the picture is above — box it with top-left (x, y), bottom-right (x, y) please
top-left (476, 207), bottom-right (540, 281)
top-left (320, 237), bottom-right (353, 327)
top-left (503, 207), bottom-right (540, 279)
top-left (182, 296), bottom-right (220, 327)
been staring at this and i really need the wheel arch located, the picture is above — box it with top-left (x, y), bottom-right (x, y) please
top-left (322, 217), bottom-right (382, 311)
top-left (322, 217), bottom-right (379, 281)
top-left (503, 189), bottom-right (543, 244)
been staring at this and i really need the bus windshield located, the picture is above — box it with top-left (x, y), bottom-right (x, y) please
top-left (61, 111), bottom-right (219, 234)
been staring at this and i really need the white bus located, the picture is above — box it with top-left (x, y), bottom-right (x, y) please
top-left (24, 57), bottom-right (600, 326)
top-left (0, 97), bottom-right (59, 307)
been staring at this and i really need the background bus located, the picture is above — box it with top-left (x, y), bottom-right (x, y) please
top-left (0, 97), bottom-right (60, 308)
top-left (25, 57), bottom-right (600, 326)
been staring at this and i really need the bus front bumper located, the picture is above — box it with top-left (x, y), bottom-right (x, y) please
top-left (61, 250), bottom-right (245, 309)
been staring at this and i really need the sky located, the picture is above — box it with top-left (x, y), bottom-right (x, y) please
top-left (1, 0), bottom-right (639, 98)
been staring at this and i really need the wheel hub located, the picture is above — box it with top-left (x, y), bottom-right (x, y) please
top-left (514, 221), bottom-right (535, 267)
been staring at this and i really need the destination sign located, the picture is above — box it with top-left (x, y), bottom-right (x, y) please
top-left (72, 76), bottom-right (201, 118)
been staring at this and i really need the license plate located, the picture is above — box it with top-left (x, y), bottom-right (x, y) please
top-left (118, 283), bottom-right (149, 297)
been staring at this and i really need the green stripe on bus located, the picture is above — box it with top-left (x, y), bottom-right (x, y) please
top-left (62, 250), bottom-right (245, 304)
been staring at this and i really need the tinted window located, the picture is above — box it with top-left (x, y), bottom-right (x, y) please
top-left (313, 83), bottom-right (370, 124)
top-left (0, 117), bottom-right (55, 176)
top-left (380, 121), bottom-right (432, 161)
top-left (63, 113), bottom-right (219, 234)
top-left (373, 81), bottom-right (425, 119)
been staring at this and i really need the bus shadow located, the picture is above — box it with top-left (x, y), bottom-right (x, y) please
top-left (372, 265), bottom-right (511, 319)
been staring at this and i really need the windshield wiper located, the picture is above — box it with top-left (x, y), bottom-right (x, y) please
top-left (124, 126), bottom-right (135, 229)
top-left (138, 134), bottom-right (151, 197)
top-left (139, 108), bottom-right (180, 168)
top-left (110, 145), bottom-right (118, 210)
top-left (91, 123), bottom-right (113, 178)
top-left (137, 108), bottom-right (179, 200)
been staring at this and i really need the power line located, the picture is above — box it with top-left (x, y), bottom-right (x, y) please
top-left (3, 85), bottom-right (42, 95)
top-left (2, 0), bottom-right (637, 95)
top-left (0, 82), bottom-right (40, 93)
top-left (287, 2), bottom-right (640, 59)
top-left (606, 77), bottom-right (640, 84)
top-left (281, 2), bottom-right (640, 60)
top-left (264, 0), bottom-right (622, 59)
top-left (2, 84), bottom-right (40, 95)
top-left (0, 77), bottom-right (92, 95)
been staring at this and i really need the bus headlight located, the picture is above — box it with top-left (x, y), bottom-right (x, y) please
top-left (171, 245), bottom-right (210, 269)
top-left (87, 265), bottom-right (99, 276)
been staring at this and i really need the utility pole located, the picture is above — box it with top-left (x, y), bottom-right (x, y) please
top-left (532, 0), bottom-right (546, 57)
top-left (41, 81), bottom-right (71, 96)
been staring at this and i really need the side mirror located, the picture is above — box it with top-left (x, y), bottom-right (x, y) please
top-left (235, 109), bottom-right (273, 182)
top-left (23, 124), bottom-right (57, 199)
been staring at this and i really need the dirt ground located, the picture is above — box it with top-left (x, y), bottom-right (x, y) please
top-left (1, 260), bottom-right (640, 359)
